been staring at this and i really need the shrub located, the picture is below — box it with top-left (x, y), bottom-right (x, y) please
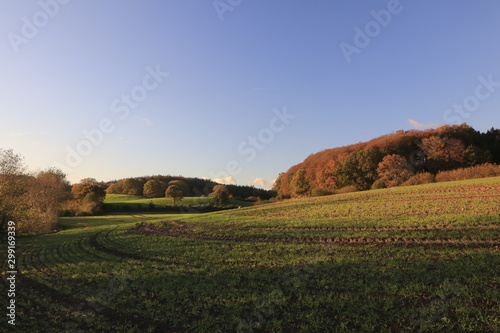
top-left (60, 199), bottom-right (97, 216)
top-left (311, 188), bottom-right (332, 197)
top-left (401, 172), bottom-right (435, 186)
top-left (435, 163), bottom-right (500, 182)
top-left (370, 179), bottom-right (386, 190)
top-left (253, 199), bottom-right (268, 206)
top-left (336, 185), bottom-right (359, 194)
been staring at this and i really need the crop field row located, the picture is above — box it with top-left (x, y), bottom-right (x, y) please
top-left (128, 220), bottom-right (499, 248)
top-left (10, 177), bottom-right (500, 332)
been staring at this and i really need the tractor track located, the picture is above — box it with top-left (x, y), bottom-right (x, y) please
top-left (88, 230), bottom-right (192, 267)
top-left (16, 272), bottom-right (184, 332)
top-left (131, 221), bottom-right (499, 247)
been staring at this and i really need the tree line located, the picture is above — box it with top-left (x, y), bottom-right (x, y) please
top-left (274, 124), bottom-right (500, 198)
top-left (0, 149), bottom-right (71, 234)
top-left (0, 149), bottom-right (110, 234)
top-left (0, 149), bottom-right (276, 235)
top-left (105, 176), bottom-right (275, 201)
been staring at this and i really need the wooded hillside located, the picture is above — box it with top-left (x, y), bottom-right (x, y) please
top-left (274, 124), bottom-right (500, 197)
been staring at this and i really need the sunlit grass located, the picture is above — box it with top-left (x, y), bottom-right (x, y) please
top-left (15, 177), bottom-right (500, 332)
top-left (104, 193), bottom-right (254, 208)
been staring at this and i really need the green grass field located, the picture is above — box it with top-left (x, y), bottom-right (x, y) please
top-left (103, 194), bottom-right (254, 212)
top-left (7, 177), bottom-right (500, 332)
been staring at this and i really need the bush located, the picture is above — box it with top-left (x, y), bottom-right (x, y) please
top-left (336, 185), bottom-right (359, 194)
top-left (311, 188), bottom-right (332, 197)
top-left (435, 163), bottom-right (500, 182)
top-left (210, 185), bottom-right (230, 206)
top-left (401, 172), bottom-right (435, 186)
top-left (370, 179), bottom-right (386, 190)
top-left (60, 199), bottom-right (96, 216)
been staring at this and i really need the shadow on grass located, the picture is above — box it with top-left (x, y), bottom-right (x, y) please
top-left (15, 247), bottom-right (497, 332)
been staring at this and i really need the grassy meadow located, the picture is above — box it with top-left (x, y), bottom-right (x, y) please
top-left (6, 177), bottom-right (500, 332)
top-left (103, 194), bottom-right (254, 212)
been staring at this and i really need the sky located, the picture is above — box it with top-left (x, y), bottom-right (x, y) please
top-left (1, 1), bottom-right (500, 188)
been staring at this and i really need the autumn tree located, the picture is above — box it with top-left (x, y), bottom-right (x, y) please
top-left (26, 169), bottom-right (72, 233)
top-left (167, 180), bottom-right (190, 196)
top-left (273, 172), bottom-right (294, 198)
top-left (0, 148), bottom-right (25, 176)
top-left (376, 154), bottom-right (413, 188)
top-left (420, 136), bottom-right (465, 172)
top-left (72, 178), bottom-right (106, 201)
top-left (31, 168), bottom-right (71, 211)
top-left (209, 184), bottom-right (230, 206)
top-left (0, 149), bottom-right (28, 231)
top-left (272, 173), bottom-right (284, 198)
top-left (291, 169), bottom-right (309, 196)
top-left (106, 181), bottom-right (123, 194)
top-left (166, 185), bottom-right (184, 206)
top-left (317, 159), bottom-right (338, 192)
top-left (334, 148), bottom-right (382, 190)
top-left (0, 149), bottom-right (70, 234)
top-left (71, 178), bottom-right (106, 214)
top-left (143, 179), bottom-right (167, 198)
top-left (122, 178), bottom-right (142, 196)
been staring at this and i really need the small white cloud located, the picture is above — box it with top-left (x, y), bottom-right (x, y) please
top-left (30, 141), bottom-right (43, 146)
top-left (252, 178), bottom-right (266, 187)
top-left (117, 136), bottom-right (124, 141)
top-left (141, 118), bottom-right (153, 126)
top-left (408, 119), bottom-right (443, 130)
top-left (247, 178), bottom-right (276, 189)
top-left (213, 176), bottom-right (237, 185)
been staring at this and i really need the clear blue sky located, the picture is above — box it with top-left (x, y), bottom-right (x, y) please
top-left (1, 1), bottom-right (500, 188)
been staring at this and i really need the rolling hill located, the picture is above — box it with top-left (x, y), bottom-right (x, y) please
top-left (11, 176), bottom-right (500, 331)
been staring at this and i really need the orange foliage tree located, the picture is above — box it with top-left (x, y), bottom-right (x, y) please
top-left (377, 154), bottom-right (413, 188)
top-left (419, 136), bottom-right (465, 172)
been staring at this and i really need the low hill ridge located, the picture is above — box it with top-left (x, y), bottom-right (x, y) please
top-left (274, 124), bottom-right (500, 197)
